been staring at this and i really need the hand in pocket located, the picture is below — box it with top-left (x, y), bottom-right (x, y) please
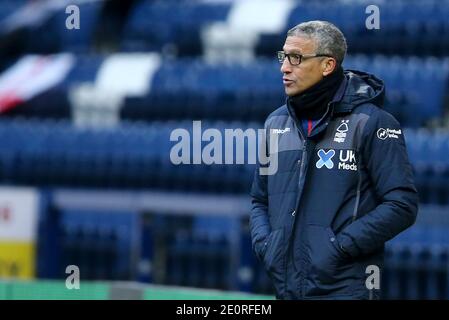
top-left (308, 225), bottom-right (347, 284)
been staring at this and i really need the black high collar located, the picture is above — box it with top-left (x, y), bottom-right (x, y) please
top-left (287, 66), bottom-right (345, 121)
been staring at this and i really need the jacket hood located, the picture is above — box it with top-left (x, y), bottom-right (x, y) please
top-left (336, 69), bottom-right (385, 112)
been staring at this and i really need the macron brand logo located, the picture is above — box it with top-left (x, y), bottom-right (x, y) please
top-left (316, 149), bottom-right (335, 169)
top-left (377, 128), bottom-right (402, 140)
top-left (272, 128), bottom-right (290, 134)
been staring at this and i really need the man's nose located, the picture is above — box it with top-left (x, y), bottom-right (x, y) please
top-left (280, 59), bottom-right (291, 73)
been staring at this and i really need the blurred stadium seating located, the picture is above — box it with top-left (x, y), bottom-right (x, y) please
top-left (0, 0), bottom-right (449, 299)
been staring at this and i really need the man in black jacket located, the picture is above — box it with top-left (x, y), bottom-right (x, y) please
top-left (250, 21), bottom-right (418, 299)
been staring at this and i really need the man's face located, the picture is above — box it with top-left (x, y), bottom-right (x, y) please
top-left (281, 36), bottom-right (325, 96)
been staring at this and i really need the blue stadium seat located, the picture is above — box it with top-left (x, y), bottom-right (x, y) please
top-left (121, 0), bottom-right (230, 54)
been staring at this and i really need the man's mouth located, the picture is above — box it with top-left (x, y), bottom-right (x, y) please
top-left (283, 78), bottom-right (294, 85)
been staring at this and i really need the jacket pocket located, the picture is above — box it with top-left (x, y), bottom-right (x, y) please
top-left (307, 224), bottom-right (348, 284)
top-left (262, 228), bottom-right (284, 271)
top-left (261, 228), bottom-right (285, 295)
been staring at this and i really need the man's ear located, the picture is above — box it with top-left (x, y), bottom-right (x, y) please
top-left (322, 58), bottom-right (337, 76)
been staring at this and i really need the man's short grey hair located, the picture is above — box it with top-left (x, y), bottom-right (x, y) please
top-left (287, 21), bottom-right (347, 66)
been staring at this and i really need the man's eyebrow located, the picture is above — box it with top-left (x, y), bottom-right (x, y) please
top-left (282, 49), bottom-right (302, 54)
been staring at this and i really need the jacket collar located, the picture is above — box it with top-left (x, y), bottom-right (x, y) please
top-left (285, 69), bottom-right (385, 138)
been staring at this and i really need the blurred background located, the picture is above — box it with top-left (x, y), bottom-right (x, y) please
top-left (0, 0), bottom-right (448, 300)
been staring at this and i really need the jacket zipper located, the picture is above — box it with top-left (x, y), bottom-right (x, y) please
top-left (291, 125), bottom-right (307, 299)
top-left (352, 146), bottom-right (363, 222)
top-left (352, 159), bottom-right (362, 222)
top-left (297, 129), bottom-right (307, 189)
top-left (293, 125), bottom-right (307, 218)
top-left (286, 102), bottom-right (333, 299)
top-left (298, 143), bottom-right (307, 193)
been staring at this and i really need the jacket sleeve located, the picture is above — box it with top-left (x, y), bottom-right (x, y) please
top-left (336, 108), bottom-right (419, 258)
top-left (249, 125), bottom-right (272, 261)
